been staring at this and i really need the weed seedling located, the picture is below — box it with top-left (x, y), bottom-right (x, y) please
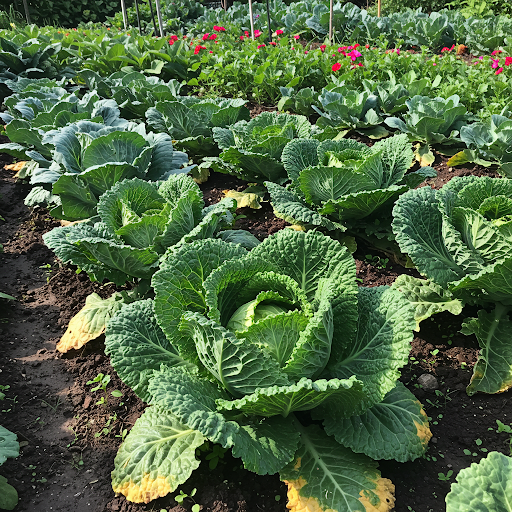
top-left (437, 470), bottom-right (453, 481)
top-left (86, 373), bottom-right (122, 406)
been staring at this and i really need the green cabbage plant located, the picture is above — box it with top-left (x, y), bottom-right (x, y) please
top-left (43, 174), bottom-right (247, 287)
top-left (0, 425), bottom-right (19, 511)
top-left (104, 229), bottom-right (430, 509)
top-left (447, 114), bottom-right (512, 177)
top-left (209, 111), bottom-right (312, 184)
top-left (385, 94), bottom-right (475, 165)
top-left (146, 97), bottom-right (250, 159)
top-left (266, 134), bottom-right (435, 236)
top-left (392, 176), bottom-right (512, 395)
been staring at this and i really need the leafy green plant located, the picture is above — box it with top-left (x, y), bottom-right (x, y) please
top-left (266, 134), bottom-right (435, 236)
top-left (0, 425), bottom-right (19, 510)
top-left (86, 373), bottom-right (122, 406)
top-left (385, 95), bottom-right (475, 165)
top-left (392, 175), bottom-right (512, 395)
top-left (209, 111), bottom-right (312, 184)
top-left (104, 229), bottom-right (430, 507)
top-left (448, 114), bottom-right (512, 178)
top-left (445, 452), bottom-right (512, 511)
top-left (146, 97), bottom-right (250, 159)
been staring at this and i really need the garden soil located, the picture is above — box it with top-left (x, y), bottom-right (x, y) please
top-left (1, 153), bottom-right (511, 512)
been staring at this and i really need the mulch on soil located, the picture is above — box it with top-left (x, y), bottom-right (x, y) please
top-left (1, 143), bottom-right (511, 512)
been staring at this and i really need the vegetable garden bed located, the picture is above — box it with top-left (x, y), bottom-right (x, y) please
top-left (1, 2), bottom-right (512, 510)
top-left (1, 162), bottom-right (511, 512)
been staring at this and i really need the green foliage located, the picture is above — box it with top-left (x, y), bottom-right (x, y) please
top-left (103, 229), bottom-right (426, 506)
top-left (0, 425), bottom-right (19, 510)
top-left (392, 177), bottom-right (512, 394)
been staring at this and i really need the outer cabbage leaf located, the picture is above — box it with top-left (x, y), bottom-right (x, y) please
top-left (152, 239), bottom-right (247, 363)
top-left (280, 425), bottom-right (395, 512)
top-left (392, 186), bottom-right (465, 288)
top-left (111, 406), bottom-right (205, 504)
top-left (327, 382), bottom-right (431, 462)
top-left (0, 425), bottom-right (19, 464)
top-left (391, 275), bottom-right (463, 330)
top-left (445, 451), bottom-right (512, 512)
top-left (325, 286), bottom-right (415, 412)
top-left (105, 300), bottom-right (194, 402)
top-left (461, 306), bottom-right (512, 395)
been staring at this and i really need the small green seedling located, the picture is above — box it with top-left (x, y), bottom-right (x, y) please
top-left (438, 470), bottom-right (453, 481)
top-left (86, 373), bottom-right (122, 405)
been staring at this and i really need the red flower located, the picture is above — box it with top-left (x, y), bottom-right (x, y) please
top-left (73, 28), bottom-right (77, 31)
top-left (276, 29), bottom-right (284, 35)
top-left (332, 62), bottom-right (341, 71)
top-left (353, 43), bottom-right (360, 48)
top-left (293, 34), bottom-right (300, 40)
top-left (357, 62), bottom-right (363, 67)
top-left (365, 44), bottom-right (369, 48)
top-left (492, 49), bottom-right (503, 56)
top-left (320, 44), bottom-right (326, 52)
top-left (495, 67), bottom-right (504, 75)
top-left (213, 25), bottom-right (225, 31)
top-left (269, 41), bottom-right (277, 46)
top-left (304, 51), bottom-right (308, 54)
top-left (505, 56), bottom-right (512, 66)
top-left (202, 33), bottom-right (209, 41)
top-left (168, 35), bottom-right (179, 45)
top-left (209, 34), bottom-right (217, 40)
top-left (257, 44), bottom-right (266, 49)
top-left (240, 35), bottom-right (244, 40)
top-left (245, 31), bottom-right (249, 37)
top-left (209, 50), bottom-right (213, 53)
top-left (194, 45), bottom-right (206, 54)
top-left (254, 29), bottom-right (262, 37)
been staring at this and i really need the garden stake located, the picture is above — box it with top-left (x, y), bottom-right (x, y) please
top-left (146, 0), bottom-right (158, 35)
top-left (329, 0), bottom-right (333, 45)
top-left (22, 0), bottom-right (31, 24)
top-left (120, 0), bottom-right (128, 29)
top-left (266, 0), bottom-right (272, 42)
top-left (248, 0), bottom-right (255, 40)
top-left (155, 0), bottom-right (164, 37)
top-left (134, 0), bottom-right (142, 33)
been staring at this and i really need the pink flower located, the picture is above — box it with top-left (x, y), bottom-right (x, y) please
top-left (491, 49), bottom-right (503, 55)
top-left (357, 62), bottom-right (363, 67)
top-left (432, 62), bottom-right (437, 66)
top-left (332, 62), bottom-right (341, 71)
top-left (495, 67), bottom-right (504, 75)
top-left (202, 33), bottom-right (209, 41)
top-left (478, 56), bottom-right (484, 60)
top-left (276, 29), bottom-right (284, 35)
top-left (245, 31), bottom-right (249, 37)
top-left (304, 51), bottom-right (308, 54)
top-left (348, 49), bottom-right (362, 61)
top-left (291, 47), bottom-right (295, 50)
top-left (209, 50), bottom-right (213, 53)
top-left (209, 34), bottom-right (217, 40)
top-left (396, 48), bottom-right (400, 55)
top-left (491, 58), bottom-right (500, 69)
top-left (320, 44), bottom-right (326, 52)
top-left (240, 35), bottom-right (244, 40)
top-left (254, 29), bottom-right (262, 38)
top-left (213, 25), bottom-right (225, 32)
top-left (257, 44), bottom-right (266, 49)
top-left (505, 56), bottom-right (512, 66)
top-left (293, 34), bottom-right (300, 40)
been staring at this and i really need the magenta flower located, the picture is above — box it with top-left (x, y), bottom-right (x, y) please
top-left (257, 43), bottom-right (266, 49)
top-left (491, 58), bottom-right (500, 69)
top-left (348, 49), bottom-right (361, 61)
top-left (505, 56), bottom-right (512, 66)
top-left (495, 67), bottom-right (504, 75)
top-left (293, 34), bottom-right (300, 40)
top-left (276, 29), bottom-right (284, 35)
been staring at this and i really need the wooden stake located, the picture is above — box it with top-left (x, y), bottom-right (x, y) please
top-left (377, 0), bottom-right (381, 17)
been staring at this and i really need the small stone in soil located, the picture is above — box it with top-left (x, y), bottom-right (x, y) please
top-left (417, 373), bottom-right (439, 391)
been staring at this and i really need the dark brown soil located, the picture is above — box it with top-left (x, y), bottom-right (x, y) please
top-left (1, 146), bottom-right (512, 512)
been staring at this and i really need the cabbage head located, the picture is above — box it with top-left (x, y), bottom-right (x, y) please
top-left (104, 229), bottom-right (430, 508)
